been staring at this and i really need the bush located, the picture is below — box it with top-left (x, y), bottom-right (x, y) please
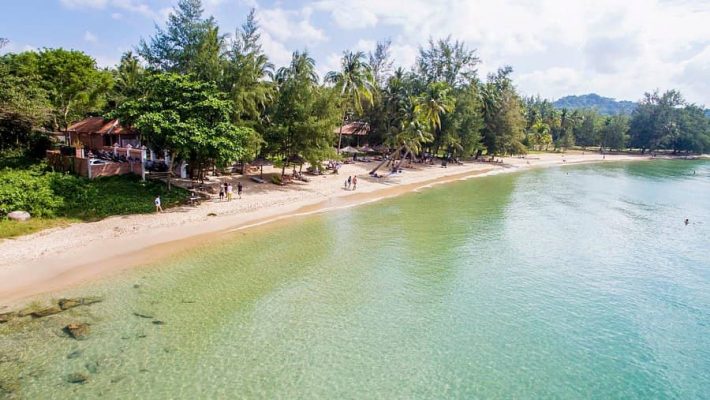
top-left (0, 166), bottom-right (187, 221)
top-left (270, 174), bottom-right (282, 185)
top-left (0, 169), bottom-right (63, 217)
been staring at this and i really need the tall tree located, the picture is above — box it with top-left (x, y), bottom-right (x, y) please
top-left (0, 53), bottom-right (51, 152)
top-left (113, 51), bottom-right (144, 103)
top-left (35, 49), bottom-right (113, 130)
top-left (114, 73), bottom-right (259, 180)
top-left (266, 51), bottom-right (338, 175)
top-left (600, 115), bottom-right (630, 151)
top-left (222, 9), bottom-right (275, 124)
top-left (138, 0), bottom-right (219, 75)
top-left (630, 90), bottom-right (685, 153)
top-left (325, 50), bottom-right (375, 152)
top-left (416, 36), bottom-right (480, 88)
top-left (480, 66), bottom-right (526, 155)
top-left (369, 39), bottom-right (394, 88)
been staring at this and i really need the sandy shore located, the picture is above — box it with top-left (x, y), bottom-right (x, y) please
top-left (0, 152), bottom-right (648, 305)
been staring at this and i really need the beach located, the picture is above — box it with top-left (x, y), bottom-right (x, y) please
top-left (0, 152), bottom-right (647, 305)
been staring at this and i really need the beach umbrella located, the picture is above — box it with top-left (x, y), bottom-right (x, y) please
top-left (340, 146), bottom-right (360, 154)
top-left (374, 144), bottom-right (389, 154)
top-left (250, 157), bottom-right (272, 178)
top-left (359, 145), bottom-right (375, 153)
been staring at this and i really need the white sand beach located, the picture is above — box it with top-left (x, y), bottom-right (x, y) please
top-left (0, 152), bottom-right (648, 305)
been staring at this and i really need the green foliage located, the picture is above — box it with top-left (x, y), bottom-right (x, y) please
top-left (630, 90), bottom-right (710, 153)
top-left (416, 36), bottom-right (480, 88)
top-left (601, 115), bottom-right (630, 151)
top-left (35, 48), bottom-right (113, 130)
top-left (114, 72), bottom-right (258, 178)
top-left (481, 67), bottom-right (526, 155)
top-left (266, 52), bottom-right (339, 174)
top-left (138, 0), bottom-right (218, 74)
top-left (0, 168), bottom-right (63, 217)
top-left (0, 54), bottom-right (52, 152)
top-left (0, 166), bottom-right (186, 221)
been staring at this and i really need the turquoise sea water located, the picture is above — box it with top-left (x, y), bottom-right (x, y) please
top-left (1, 160), bottom-right (709, 399)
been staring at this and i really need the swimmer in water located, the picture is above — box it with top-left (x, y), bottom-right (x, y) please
top-left (685, 218), bottom-right (689, 226)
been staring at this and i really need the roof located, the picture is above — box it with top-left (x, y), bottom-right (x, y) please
top-left (66, 117), bottom-right (136, 135)
top-left (335, 122), bottom-right (370, 136)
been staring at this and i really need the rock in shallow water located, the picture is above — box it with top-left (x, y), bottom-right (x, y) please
top-left (0, 312), bottom-right (16, 323)
top-left (58, 298), bottom-right (82, 310)
top-left (67, 350), bottom-right (83, 359)
top-left (66, 372), bottom-right (88, 384)
top-left (64, 323), bottom-right (90, 340)
top-left (30, 306), bottom-right (62, 318)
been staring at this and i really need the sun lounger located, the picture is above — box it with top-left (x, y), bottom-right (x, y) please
top-left (250, 176), bottom-right (265, 184)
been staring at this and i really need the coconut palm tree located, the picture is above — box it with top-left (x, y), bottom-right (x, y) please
top-left (324, 50), bottom-right (375, 153)
top-left (415, 81), bottom-right (453, 131)
top-left (114, 52), bottom-right (145, 102)
top-left (275, 50), bottom-right (318, 84)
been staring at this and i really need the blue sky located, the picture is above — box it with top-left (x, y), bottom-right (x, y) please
top-left (2, 0), bottom-right (710, 105)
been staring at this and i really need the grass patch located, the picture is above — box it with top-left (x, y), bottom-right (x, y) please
top-left (58, 175), bottom-right (187, 221)
top-left (0, 218), bottom-right (78, 239)
top-left (1, 154), bottom-right (188, 238)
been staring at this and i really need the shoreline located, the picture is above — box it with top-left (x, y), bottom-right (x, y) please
top-left (0, 153), bottom-right (650, 306)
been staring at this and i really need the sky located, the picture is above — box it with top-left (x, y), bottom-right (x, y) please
top-left (1, 0), bottom-right (709, 105)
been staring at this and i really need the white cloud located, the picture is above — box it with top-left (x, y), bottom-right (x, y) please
top-left (259, 31), bottom-right (293, 70)
top-left (312, 0), bottom-right (710, 104)
top-left (111, 12), bottom-right (123, 19)
top-left (59, 0), bottom-right (164, 19)
top-left (256, 7), bottom-right (327, 43)
top-left (83, 31), bottom-right (98, 43)
top-left (60, 0), bottom-right (108, 8)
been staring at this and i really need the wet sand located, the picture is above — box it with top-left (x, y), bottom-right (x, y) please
top-left (0, 153), bottom-right (648, 306)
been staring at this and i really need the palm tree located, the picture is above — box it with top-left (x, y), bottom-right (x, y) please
top-left (324, 51), bottom-right (375, 153)
top-left (115, 52), bottom-right (144, 100)
top-left (415, 81), bottom-right (454, 153)
top-left (275, 50), bottom-right (318, 84)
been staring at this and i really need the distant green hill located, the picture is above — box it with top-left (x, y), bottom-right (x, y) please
top-left (553, 94), bottom-right (636, 115)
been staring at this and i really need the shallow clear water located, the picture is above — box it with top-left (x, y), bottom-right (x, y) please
top-left (2, 160), bottom-right (709, 399)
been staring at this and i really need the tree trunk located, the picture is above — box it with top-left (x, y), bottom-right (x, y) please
top-left (337, 110), bottom-right (347, 154)
top-left (370, 144), bottom-right (404, 175)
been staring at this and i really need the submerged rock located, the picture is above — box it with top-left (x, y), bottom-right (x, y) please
top-left (58, 298), bottom-right (82, 310)
top-left (64, 323), bottom-right (91, 340)
top-left (0, 312), bottom-right (16, 323)
top-left (66, 372), bottom-right (89, 384)
top-left (152, 320), bottom-right (165, 325)
top-left (81, 296), bottom-right (103, 306)
top-left (67, 350), bottom-right (83, 359)
top-left (30, 306), bottom-right (62, 318)
top-left (133, 312), bottom-right (154, 319)
top-left (85, 361), bottom-right (99, 374)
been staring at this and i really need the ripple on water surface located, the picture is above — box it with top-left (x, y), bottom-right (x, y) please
top-left (1, 160), bottom-right (709, 399)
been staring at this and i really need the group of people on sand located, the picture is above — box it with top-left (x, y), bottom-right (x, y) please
top-left (344, 175), bottom-right (358, 190)
top-left (219, 181), bottom-right (243, 201)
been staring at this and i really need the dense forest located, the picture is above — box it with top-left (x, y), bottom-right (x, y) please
top-left (2, 0), bottom-right (709, 181)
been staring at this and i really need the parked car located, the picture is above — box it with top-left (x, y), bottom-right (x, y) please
top-left (89, 159), bottom-right (109, 166)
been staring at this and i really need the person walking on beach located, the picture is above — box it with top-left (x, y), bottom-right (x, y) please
top-left (237, 182), bottom-right (243, 199)
top-left (219, 187), bottom-right (224, 201)
top-left (227, 183), bottom-right (233, 201)
top-left (352, 175), bottom-right (358, 190)
top-left (223, 182), bottom-right (228, 196)
top-left (347, 176), bottom-right (352, 190)
top-left (344, 179), bottom-right (348, 189)
top-left (154, 195), bottom-right (163, 213)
